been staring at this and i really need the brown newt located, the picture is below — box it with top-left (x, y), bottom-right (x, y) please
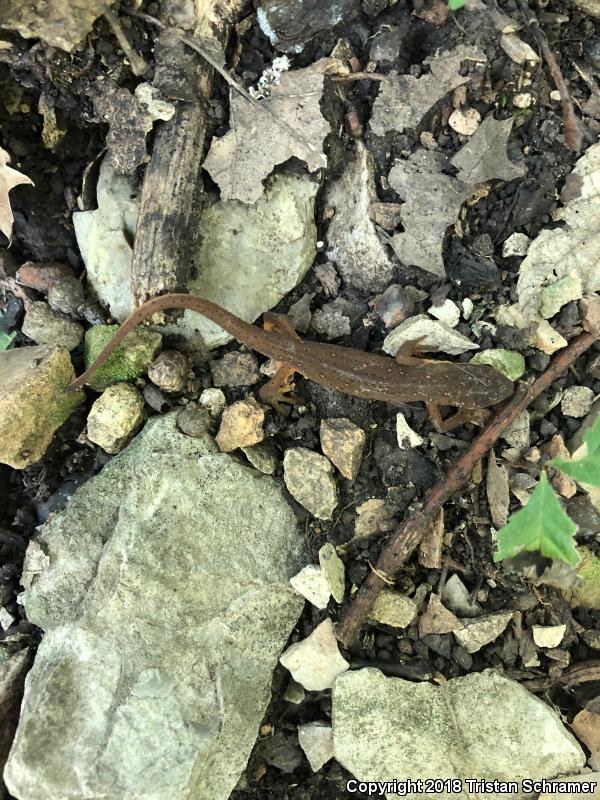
top-left (68, 293), bottom-right (514, 431)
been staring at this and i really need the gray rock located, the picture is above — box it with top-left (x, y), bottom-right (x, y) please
top-left (283, 447), bottom-right (338, 519)
top-left (297, 722), bottom-right (334, 772)
top-left (241, 440), bottom-right (279, 475)
top-left (290, 564), bottom-right (331, 609)
top-left (454, 611), bottom-right (513, 654)
top-left (22, 301), bottom-right (84, 351)
top-left (0, 346), bottom-right (83, 469)
top-left (210, 352), bottom-right (260, 387)
top-left (86, 383), bottom-right (145, 454)
top-left (0, 649), bottom-right (31, 797)
top-left (165, 173), bottom-right (317, 350)
top-left (318, 543), bottom-right (345, 603)
top-left (4, 413), bottom-right (306, 800)
top-left (561, 386), bottom-right (595, 419)
top-left (73, 157), bottom-right (139, 322)
top-left (257, 0), bottom-right (358, 51)
top-left (440, 574), bottom-right (482, 618)
top-left (280, 619), bottom-right (349, 691)
top-left (333, 668), bottom-right (585, 795)
top-left (502, 232), bottom-right (531, 258)
top-left (383, 314), bottom-right (479, 357)
top-left (325, 141), bottom-right (395, 292)
top-left (368, 589), bottom-right (417, 629)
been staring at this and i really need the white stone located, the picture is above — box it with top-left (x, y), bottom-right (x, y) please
top-left (502, 232), bottom-right (531, 258)
top-left (0, 607), bottom-right (15, 631)
top-left (290, 565), bottom-right (331, 609)
top-left (199, 388), bottom-right (226, 417)
top-left (279, 619), bottom-right (349, 691)
top-left (383, 314), bottom-right (479, 357)
top-left (333, 669), bottom-right (585, 787)
top-left (73, 157), bottom-right (139, 322)
top-left (454, 611), bottom-right (513, 653)
top-left (428, 298), bottom-right (460, 328)
top-left (499, 33), bottom-right (540, 64)
top-left (396, 413), bottom-right (423, 449)
top-left (532, 624), bottom-right (567, 649)
top-left (86, 383), bottom-right (145, 454)
top-left (513, 93), bottom-right (533, 109)
top-left (297, 722), bottom-right (334, 772)
top-left (461, 298), bottom-right (474, 319)
top-left (448, 107), bottom-right (481, 136)
top-left (561, 386), bottom-right (595, 418)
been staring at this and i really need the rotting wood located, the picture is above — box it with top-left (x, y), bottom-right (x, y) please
top-left (130, 0), bottom-right (246, 320)
top-left (336, 324), bottom-right (598, 650)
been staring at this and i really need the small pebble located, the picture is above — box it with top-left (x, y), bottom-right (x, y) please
top-left (86, 383), bottom-right (145, 454)
top-left (448, 108), bottom-right (481, 136)
top-left (502, 232), bottom-right (530, 258)
top-left (148, 350), bottom-right (189, 393)
top-left (513, 93), bottom-right (533, 109)
top-left (561, 386), bottom-right (594, 418)
top-left (215, 398), bottom-right (265, 452)
top-left (320, 418), bottom-right (366, 480)
top-left (283, 447), bottom-right (338, 519)
top-left (210, 351), bottom-right (260, 387)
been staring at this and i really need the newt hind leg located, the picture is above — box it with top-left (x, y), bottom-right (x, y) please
top-left (259, 364), bottom-right (299, 415)
top-left (426, 402), bottom-right (490, 433)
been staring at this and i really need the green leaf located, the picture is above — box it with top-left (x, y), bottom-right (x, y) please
top-left (493, 473), bottom-right (579, 567)
top-left (0, 330), bottom-right (15, 351)
top-left (549, 416), bottom-right (600, 488)
top-left (448, 0), bottom-right (466, 8)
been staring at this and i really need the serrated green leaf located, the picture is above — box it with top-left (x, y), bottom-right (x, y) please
top-left (0, 330), bottom-right (15, 351)
top-left (493, 473), bottom-right (579, 567)
top-left (549, 416), bottom-right (600, 488)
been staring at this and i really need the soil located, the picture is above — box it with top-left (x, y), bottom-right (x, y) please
top-left (1, 1), bottom-right (600, 798)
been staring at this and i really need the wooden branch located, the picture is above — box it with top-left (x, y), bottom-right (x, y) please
top-left (130, 0), bottom-right (245, 317)
top-left (336, 330), bottom-right (598, 649)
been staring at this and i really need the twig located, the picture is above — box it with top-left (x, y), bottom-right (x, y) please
top-left (516, 0), bottom-right (583, 151)
top-left (336, 330), bottom-right (597, 649)
top-left (103, 8), bottom-right (148, 77)
top-left (129, 11), bottom-right (319, 155)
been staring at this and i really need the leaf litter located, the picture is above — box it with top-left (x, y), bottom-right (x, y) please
top-left (0, 146), bottom-right (33, 242)
top-left (203, 62), bottom-right (330, 204)
top-left (389, 116), bottom-right (524, 276)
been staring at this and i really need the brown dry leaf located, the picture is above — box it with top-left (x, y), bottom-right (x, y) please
top-left (370, 45), bottom-right (485, 137)
top-left (450, 116), bottom-right (526, 186)
top-left (388, 150), bottom-right (473, 276)
top-left (203, 64), bottom-right (330, 204)
top-left (0, 146), bottom-right (33, 242)
top-left (517, 142), bottom-right (600, 319)
top-left (0, 0), bottom-right (114, 52)
top-left (486, 450), bottom-right (510, 529)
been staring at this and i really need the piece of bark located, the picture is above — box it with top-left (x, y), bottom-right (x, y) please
top-left (130, 1), bottom-right (245, 319)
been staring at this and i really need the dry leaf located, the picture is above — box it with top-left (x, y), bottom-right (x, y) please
top-left (389, 150), bottom-right (472, 276)
top-left (204, 65), bottom-right (329, 204)
top-left (517, 142), bottom-right (600, 319)
top-left (450, 116), bottom-right (526, 185)
top-left (0, 146), bottom-right (33, 242)
top-left (370, 45), bottom-right (485, 137)
top-left (0, 0), bottom-right (114, 52)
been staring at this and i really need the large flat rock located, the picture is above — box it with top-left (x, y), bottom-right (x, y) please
top-left (5, 413), bottom-right (306, 800)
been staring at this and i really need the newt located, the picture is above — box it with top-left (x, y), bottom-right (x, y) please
top-left (68, 293), bottom-right (514, 431)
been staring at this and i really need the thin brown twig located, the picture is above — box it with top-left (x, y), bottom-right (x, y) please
top-left (103, 8), bottom-right (148, 77)
top-left (336, 329), bottom-right (597, 649)
top-left (516, 0), bottom-right (583, 151)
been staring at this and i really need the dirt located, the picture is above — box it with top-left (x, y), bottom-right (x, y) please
top-left (2, 0), bottom-right (600, 798)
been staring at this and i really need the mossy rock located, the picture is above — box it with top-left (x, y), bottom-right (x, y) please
top-left (570, 547), bottom-right (600, 609)
top-left (83, 325), bottom-right (162, 391)
top-left (470, 348), bottom-right (525, 381)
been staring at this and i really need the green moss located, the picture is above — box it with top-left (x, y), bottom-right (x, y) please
top-left (84, 325), bottom-right (162, 391)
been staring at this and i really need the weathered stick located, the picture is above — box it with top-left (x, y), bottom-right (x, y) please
top-left (130, 0), bottom-right (245, 316)
top-left (336, 329), bottom-right (598, 649)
